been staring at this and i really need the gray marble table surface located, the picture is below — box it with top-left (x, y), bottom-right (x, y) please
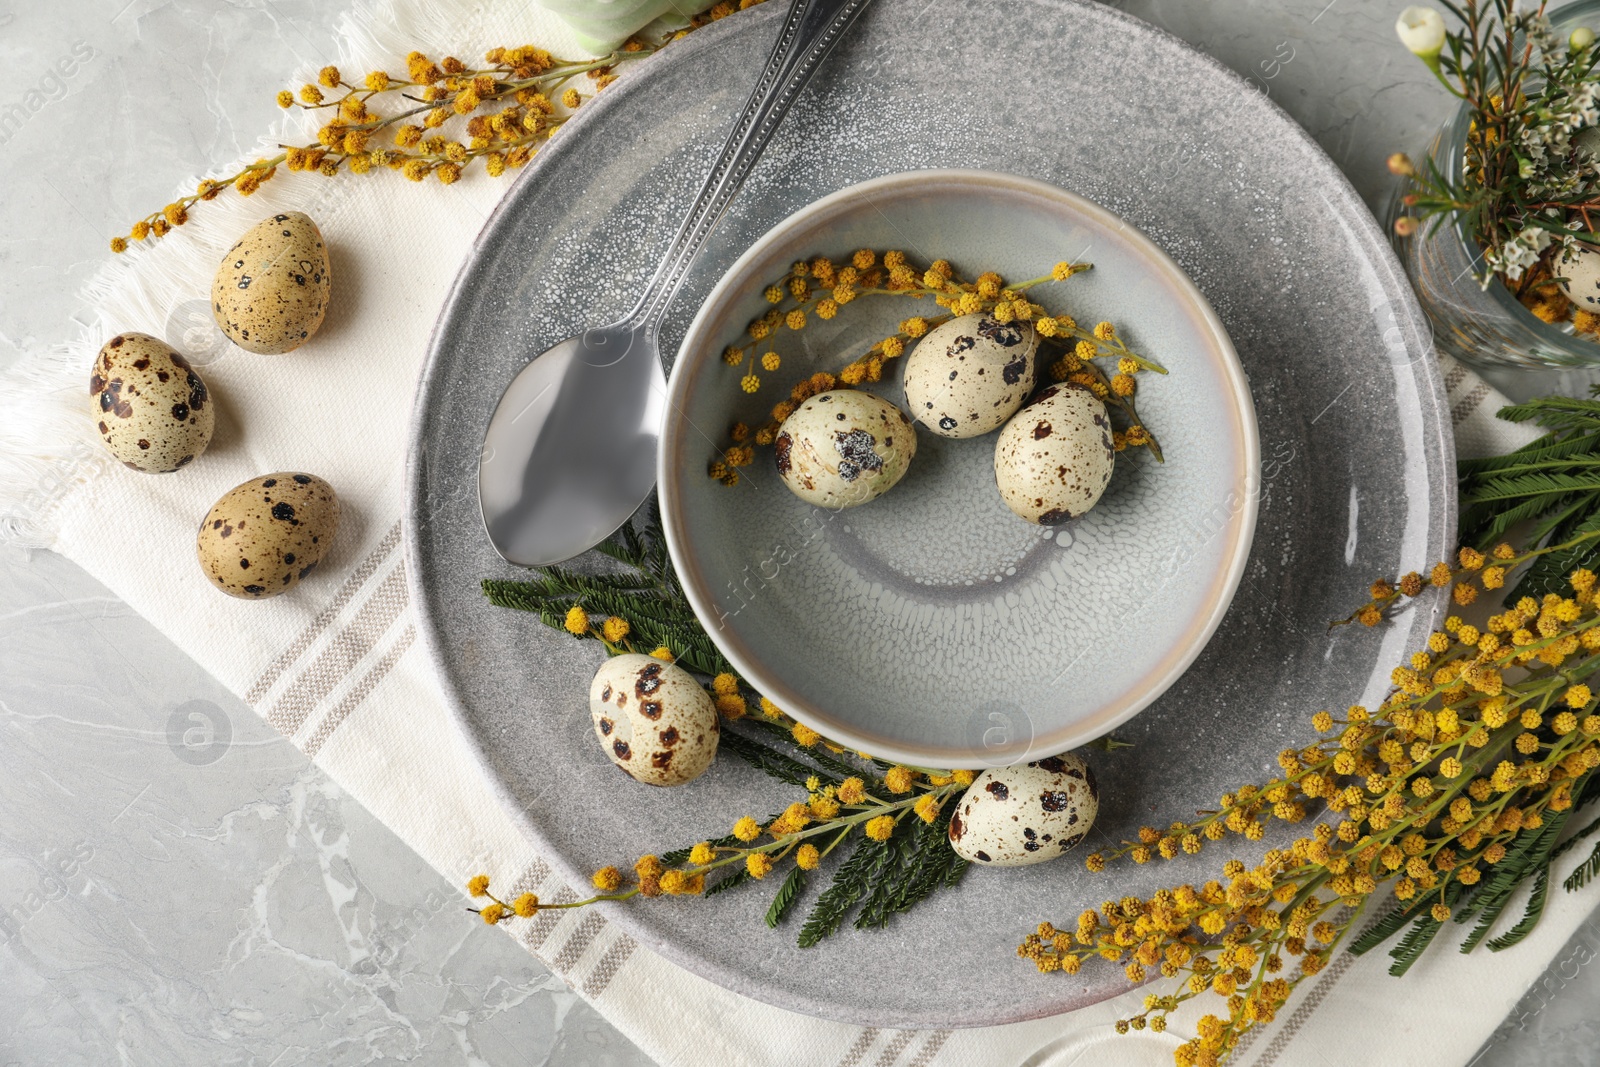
top-left (2, 0), bottom-right (1597, 1063)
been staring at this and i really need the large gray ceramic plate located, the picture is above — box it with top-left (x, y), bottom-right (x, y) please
top-left (406, 0), bottom-right (1454, 1029)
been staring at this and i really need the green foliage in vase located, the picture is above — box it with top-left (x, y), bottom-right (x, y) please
top-left (1393, 0), bottom-right (1600, 291)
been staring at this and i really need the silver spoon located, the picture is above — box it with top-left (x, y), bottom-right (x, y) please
top-left (479, 0), bottom-right (874, 567)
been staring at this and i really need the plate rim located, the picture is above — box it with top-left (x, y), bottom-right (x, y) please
top-left (401, 0), bottom-right (1457, 1030)
top-left (658, 167), bottom-right (1263, 768)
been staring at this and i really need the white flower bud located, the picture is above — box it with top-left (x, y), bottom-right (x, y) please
top-left (1572, 26), bottom-right (1596, 52)
top-left (1396, 6), bottom-right (1447, 59)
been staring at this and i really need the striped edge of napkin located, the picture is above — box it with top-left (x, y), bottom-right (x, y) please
top-left (1441, 353), bottom-right (1543, 462)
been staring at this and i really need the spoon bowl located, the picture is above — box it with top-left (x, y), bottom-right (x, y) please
top-left (479, 325), bottom-right (664, 567)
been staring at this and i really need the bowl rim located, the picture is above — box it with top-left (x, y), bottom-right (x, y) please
top-left (659, 167), bottom-right (1261, 767)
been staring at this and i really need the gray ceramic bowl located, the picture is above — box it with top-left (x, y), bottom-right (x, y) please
top-left (661, 171), bottom-right (1260, 767)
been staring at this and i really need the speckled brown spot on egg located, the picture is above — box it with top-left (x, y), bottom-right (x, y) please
top-left (186, 372), bottom-right (207, 411)
top-left (613, 740), bottom-right (632, 760)
top-left (101, 381), bottom-right (132, 418)
top-left (832, 428), bottom-right (882, 482)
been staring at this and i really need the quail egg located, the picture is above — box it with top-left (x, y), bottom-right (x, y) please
top-left (196, 472), bottom-right (340, 598)
top-left (590, 654), bottom-right (719, 786)
top-left (903, 313), bottom-right (1038, 438)
top-left (947, 753), bottom-right (1099, 867)
top-left (212, 212), bottom-right (331, 354)
top-left (90, 332), bottom-right (214, 473)
top-left (993, 383), bottom-right (1115, 525)
top-left (774, 389), bottom-right (916, 508)
top-left (1557, 241), bottom-right (1600, 313)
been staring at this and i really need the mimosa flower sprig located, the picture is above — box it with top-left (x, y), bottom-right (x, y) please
top-left (469, 766), bottom-right (974, 945)
top-left (478, 502), bottom-right (992, 944)
top-left (1390, 1), bottom-right (1600, 298)
top-left (110, 0), bottom-right (769, 252)
top-left (1020, 535), bottom-right (1600, 1067)
top-left (707, 249), bottom-right (1169, 485)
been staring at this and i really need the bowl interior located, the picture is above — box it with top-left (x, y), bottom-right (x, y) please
top-left (662, 171), bottom-right (1258, 766)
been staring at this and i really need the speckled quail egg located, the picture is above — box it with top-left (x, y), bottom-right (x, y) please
top-left (89, 332), bottom-right (214, 474)
top-left (947, 753), bottom-right (1099, 867)
top-left (774, 389), bottom-right (916, 508)
top-left (589, 654), bottom-right (719, 786)
top-left (993, 383), bottom-right (1115, 525)
top-left (903, 313), bottom-right (1038, 438)
top-left (212, 212), bottom-right (331, 354)
top-left (196, 472), bottom-right (340, 598)
top-left (1556, 241), bottom-right (1600, 313)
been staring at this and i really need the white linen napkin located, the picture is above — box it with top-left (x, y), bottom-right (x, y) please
top-left (0, 2), bottom-right (1584, 1064)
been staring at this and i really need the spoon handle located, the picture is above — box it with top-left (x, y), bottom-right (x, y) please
top-left (624, 0), bottom-right (874, 334)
